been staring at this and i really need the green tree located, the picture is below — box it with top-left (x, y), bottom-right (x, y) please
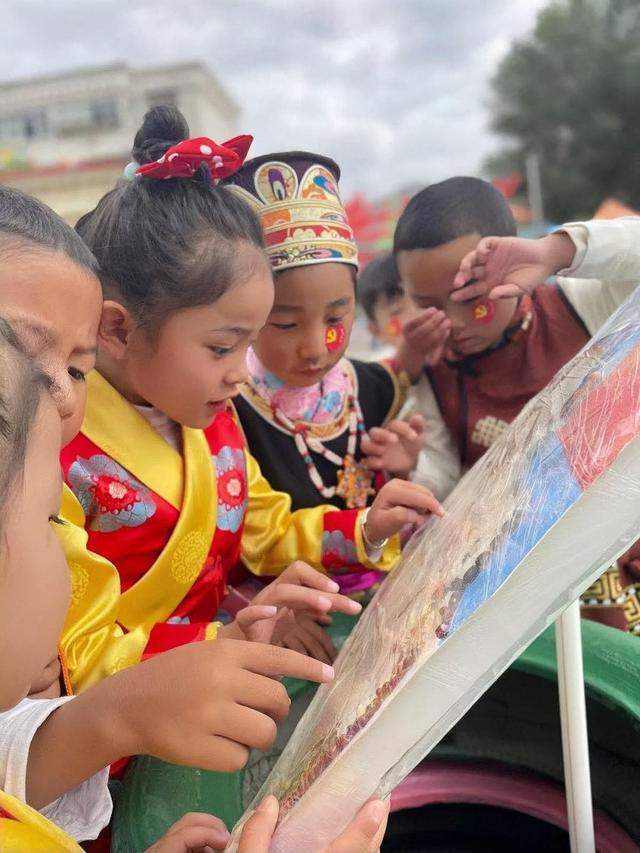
top-left (486, 0), bottom-right (640, 221)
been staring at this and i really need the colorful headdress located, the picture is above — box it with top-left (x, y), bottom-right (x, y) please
top-left (223, 151), bottom-right (358, 272)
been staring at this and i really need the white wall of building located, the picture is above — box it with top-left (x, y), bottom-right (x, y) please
top-left (0, 61), bottom-right (239, 168)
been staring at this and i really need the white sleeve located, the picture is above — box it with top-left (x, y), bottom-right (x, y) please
top-left (556, 218), bottom-right (640, 335)
top-left (0, 697), bottom-right (112, 841)
top-left (403, 375), bottom-right (461, 500)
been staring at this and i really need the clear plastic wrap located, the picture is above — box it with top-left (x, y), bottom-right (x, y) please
top-left (228, 287), bottom-right (640, 852)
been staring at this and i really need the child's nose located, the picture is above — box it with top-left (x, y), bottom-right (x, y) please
top-left (299, 330), bottom-right (326, 362)
top-left (446, 303), bottom-right (469, 330)
top-left (226, 359), bottom-right (249, 386)
top-left (52, 374), bottom-right (75, 421)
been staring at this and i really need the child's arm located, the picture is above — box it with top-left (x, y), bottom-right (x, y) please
top-left (451, 218), bottom-right (640, 326)
top-left (408, 376), bottom-right (462, 500)
top-left (241, 450), bottom-right (443, 578)
top-left (25, 640), bottom-right (333, 810)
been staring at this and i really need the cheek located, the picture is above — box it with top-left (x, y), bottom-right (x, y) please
top-left (254, 328), bottom-right (289, 365)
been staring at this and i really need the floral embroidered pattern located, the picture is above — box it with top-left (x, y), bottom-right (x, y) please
top-left (68, 454), bottom-right (156, 532)
top-left (213, 446), bottom-right (248, 533)
top-left (322, 529), bottom-right (358, 567)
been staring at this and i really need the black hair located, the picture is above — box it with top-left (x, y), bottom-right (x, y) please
top-left (357, 253), bottom-right (404, 321)
top-left (76, 105), bottom-right (266, 330)
top-left (0, 185), bottom-right (98, 272)
top-left (394, 176), bottom-right (517, 253)
top-left (0, 317), bottom-right (52, 536)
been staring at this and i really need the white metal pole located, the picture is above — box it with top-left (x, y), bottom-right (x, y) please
top-left (555, 600), bottom-right (596, 852)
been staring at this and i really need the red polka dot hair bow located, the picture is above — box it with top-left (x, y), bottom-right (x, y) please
top-left (135, 134), bottom-right (253, 182)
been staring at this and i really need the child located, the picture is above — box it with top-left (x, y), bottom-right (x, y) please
top-left (0, 318), bottom-right (387, 852)
top-left (395, 177), bottom-right (637, 469)
top-left (62, 111), bottom-right (441, 681)
top-left (224, 153), bottom-right (430, 600)
top-left (395, 178), bottom-right (639, 629)
top-left (357, 251), bottom-right (418, 358)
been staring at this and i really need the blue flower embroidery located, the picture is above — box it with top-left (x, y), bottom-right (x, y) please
top-left (322, 529), bottom-right (358, 566)
top-left (213, 446), bottom-right (248, 533)
top-left (68, 454), bottom-right (156, 533)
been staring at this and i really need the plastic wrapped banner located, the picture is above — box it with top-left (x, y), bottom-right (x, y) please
top-left (229, 287), bottom-right (640, 852)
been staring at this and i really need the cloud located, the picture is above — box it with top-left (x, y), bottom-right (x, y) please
top-left (1, 0), bottom-right (548, 197)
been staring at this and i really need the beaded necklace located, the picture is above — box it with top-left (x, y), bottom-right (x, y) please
top-left (271, 394), bottom-right (375, 509)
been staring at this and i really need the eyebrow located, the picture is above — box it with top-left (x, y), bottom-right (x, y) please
top-left (10, 317), bottom-right (59, 351)
top-left (271, 296), bottom-right (352, 313)
top-left (209, 326), bottom-right (251, 335)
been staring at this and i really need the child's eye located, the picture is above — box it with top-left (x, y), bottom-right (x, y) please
top-left (326, 317), bottom-right (345, 326)
top-left (68, 367), bottom-right (86, 382)
top-left (271, 323), bottom-right (297, 331)
top-left (208, 346), bottom-right (232, 358)
top-left (48, 515), bottom-right (66, 526)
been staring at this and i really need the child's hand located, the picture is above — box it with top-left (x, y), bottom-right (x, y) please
top-left (276, 612), bottom-right (337, 664)
top-left (399, 308), bottom-right (452, 376)
top-left (108, 639), bottom-right (335, 774)
top-left (364, 479), bottom-right (444, 545)
top-left (219, 562), bottom-right (361, 645)
top-left (237, 794), bottom-right (389, 852)
top-left (145, 812), bottom-right (229, 851)
top-left (361, 414), bottom-right (426, 478)
top-left (451, 233), bottom-right (576, 302)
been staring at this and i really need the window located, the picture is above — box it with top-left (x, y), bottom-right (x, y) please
top-left (53, 97), bottom-right (120, 136)
top-left (0, 109), bottom-right (48, 141)
top-left (90, 98), bottom-right (119, 129)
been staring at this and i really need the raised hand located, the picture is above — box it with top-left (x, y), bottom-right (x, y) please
top-left (399, 308), bottom-right (452, 376)
top-left (361, 414), bottom-right (426, 478)
top-left (451, 233), bottom-right (576, 302)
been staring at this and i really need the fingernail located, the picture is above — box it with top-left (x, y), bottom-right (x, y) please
top-left (368, 800), bottom-right (388, 823)
top-left (346, 599), bottom-right (362, 613)
top-left (321, 663), bottom-right (335, 680)
top-left (262, 606), bottom-right (278, 615)
top-left (318, 595), bottom-right (332, 610)
top-left (326, 579), bottom-right (340, 592)
top-left (257, 794), bottom-right (278, 814)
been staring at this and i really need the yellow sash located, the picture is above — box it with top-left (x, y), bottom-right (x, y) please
top-left (80, 371), bottom-right (218, 636)
top-left (0, 790), bottom-right (81, 851)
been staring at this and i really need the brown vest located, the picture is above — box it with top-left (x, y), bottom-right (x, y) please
top-left (428, 285), bottom-right (590, 468)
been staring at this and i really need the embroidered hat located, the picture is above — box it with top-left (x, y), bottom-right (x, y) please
top-left (223, 151), bottom-right (358, 272)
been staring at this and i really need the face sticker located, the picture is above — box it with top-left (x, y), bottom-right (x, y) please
top-left (326, 323), bottom-right (346, 352)
top-left (473, 299), bottom-right (495, 324)
top-left (385, 318), bottom-right (403, 338)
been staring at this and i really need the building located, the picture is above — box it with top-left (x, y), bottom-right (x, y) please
top-left (0, 62), bottom-right (240, 222)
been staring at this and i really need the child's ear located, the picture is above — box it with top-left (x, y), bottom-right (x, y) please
top-left (99, 300), bottom-right (135, 359)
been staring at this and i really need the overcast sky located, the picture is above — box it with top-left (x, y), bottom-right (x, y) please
top-left (2, 0), bottom-right (548, 198)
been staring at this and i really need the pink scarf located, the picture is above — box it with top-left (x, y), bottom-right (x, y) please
top-left (246, 348), bottom-right (349, 423)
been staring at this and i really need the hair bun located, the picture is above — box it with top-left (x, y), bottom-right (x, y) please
top-left (132, 106), bottom-right (190, 165)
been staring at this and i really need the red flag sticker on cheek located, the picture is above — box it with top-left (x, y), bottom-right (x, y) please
top-left (473, 299), bottom-right (495, 324)
top-left (325, 323), bottom-right (346, 352)
top-left (386, 318), bottom-right (403, 338)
